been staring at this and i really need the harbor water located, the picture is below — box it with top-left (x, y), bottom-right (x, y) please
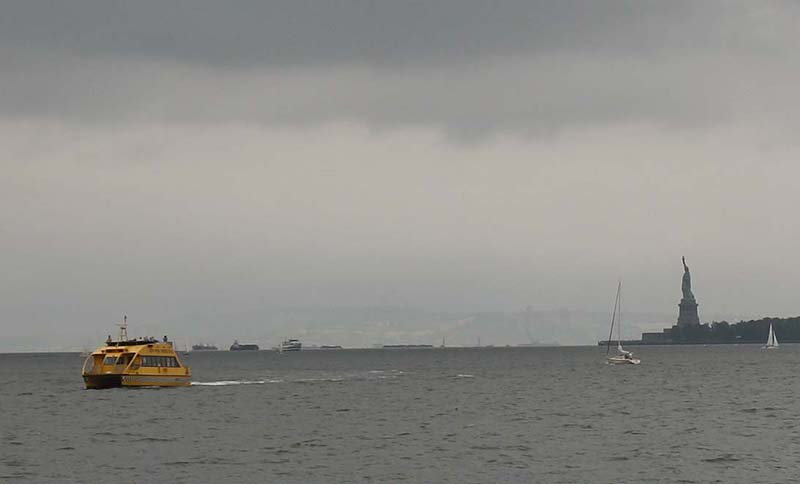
top-left (2, 345), bottom-right (799, 483)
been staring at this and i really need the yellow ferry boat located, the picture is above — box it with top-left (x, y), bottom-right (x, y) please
top-left (82, 316), bottom-right (191, 389)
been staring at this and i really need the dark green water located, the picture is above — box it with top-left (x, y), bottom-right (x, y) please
top-left (2, 346), bottom-right (798, 483)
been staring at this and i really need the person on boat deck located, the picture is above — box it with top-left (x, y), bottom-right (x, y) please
top-left (624, 353), bottom-right (632, 360)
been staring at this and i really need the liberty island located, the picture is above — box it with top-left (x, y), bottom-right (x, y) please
top-left (599, 257), bottom-right (800, 345)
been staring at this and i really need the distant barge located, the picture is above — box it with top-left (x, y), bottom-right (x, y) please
top-left (191, 344), bottom-right (218, 351)
top-left (230, 340), bottom-right (259, 351)
top-left (382, 344), bottom-right (434, 349)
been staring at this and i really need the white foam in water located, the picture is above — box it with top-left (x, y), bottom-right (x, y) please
top-left (456, 374), bottom-right (475, 378)
top-left (294, 377), bottom-right (345, 383)
top-left (191, 380), bottom-right (270, 386)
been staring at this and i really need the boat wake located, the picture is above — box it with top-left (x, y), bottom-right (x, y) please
top-left (192, 371), bottom-right (408, 386)
top-left (368, 369), bottom-right (405, 375)
top-left (191, 379), bottom-right (282, 386)
top-left (294, 377), bottom-right (345, 383)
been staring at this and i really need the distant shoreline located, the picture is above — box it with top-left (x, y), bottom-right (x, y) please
top-left (607, 315), bottom-right (800, 346)
top-left (597, 340), bottom-right (799, 346)
top-left (1, 345), bottom-right (574, 355)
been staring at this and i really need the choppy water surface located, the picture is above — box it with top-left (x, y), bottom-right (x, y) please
top-left (2, 346), bottom-right (800, 483)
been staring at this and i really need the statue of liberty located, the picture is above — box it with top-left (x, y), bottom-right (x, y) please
top-left (681, 256), bottom-right (695, 302)
top-left (677, 256), bottom-right (700, 326)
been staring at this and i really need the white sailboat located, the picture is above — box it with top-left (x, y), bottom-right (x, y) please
top-left (605, 282), bottom-right (641, 365)
top-left (763, 323), bottom-right (779, 350)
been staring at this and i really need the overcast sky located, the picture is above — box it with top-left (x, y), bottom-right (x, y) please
top-left (2, 1), bottom-right (799, 350)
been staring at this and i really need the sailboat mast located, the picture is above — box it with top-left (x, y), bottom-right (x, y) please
top-left (617, 284), bottom-right (622, 346)
top-left (605, 282), bottom-right (621, 355)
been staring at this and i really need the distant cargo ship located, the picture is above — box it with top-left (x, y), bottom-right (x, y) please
top-left (191, 343), bottom-right (218, 351)
top-left (230, 340), bottom-right (259, 351)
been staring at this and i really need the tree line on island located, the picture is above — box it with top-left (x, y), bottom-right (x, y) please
top-left (673, 316), bottom-right (800, 343)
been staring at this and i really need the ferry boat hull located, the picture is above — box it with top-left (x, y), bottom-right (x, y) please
top-left (83, 373), bottom-right (192, 389)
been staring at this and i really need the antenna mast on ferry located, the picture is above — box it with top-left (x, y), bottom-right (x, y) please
top-left (118, 315), bottom-right (128, 341)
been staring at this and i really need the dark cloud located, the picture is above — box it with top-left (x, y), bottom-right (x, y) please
top-left (1, 1), bottom-right (798, 135)
top-left (3, 1), bottom-right (708, 67)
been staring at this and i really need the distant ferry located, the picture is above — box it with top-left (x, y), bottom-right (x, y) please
top-left (279, 339), bottom-right (302, 352)
top-left (191, 343), bottom-right (218, 351)
top-left (81, 317), bottom-right (191, 389)
top-left (230, 340), bottom-right (259, 351)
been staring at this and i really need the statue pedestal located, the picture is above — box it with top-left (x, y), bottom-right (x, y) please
top-left (678, 299), bottom-right (700, 326)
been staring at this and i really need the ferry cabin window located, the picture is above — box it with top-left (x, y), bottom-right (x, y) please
top-left (103, 357), bottom-right (117, 365)
top-left (83, 356), bottom-right (99, 373)
top-left (141, 356), bottom-right (179, 367)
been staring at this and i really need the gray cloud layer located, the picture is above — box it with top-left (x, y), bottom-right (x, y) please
top-left (2, 1), bottom-right (717, 66)
top-left (2, 1), bottom-right (799, 136)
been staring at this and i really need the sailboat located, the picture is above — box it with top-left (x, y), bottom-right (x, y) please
top-left (763, 323), bottom-right (779, 350)
top-left (605, 282), bottom-right (641, 365)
